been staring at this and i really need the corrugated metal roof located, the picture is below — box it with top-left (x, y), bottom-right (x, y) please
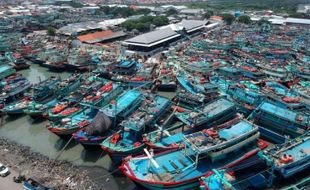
top-left (125, 20), bottom-right (207, 45)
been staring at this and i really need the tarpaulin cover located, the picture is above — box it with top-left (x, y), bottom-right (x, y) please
top-left (85, 111), bottom-right (112, 135)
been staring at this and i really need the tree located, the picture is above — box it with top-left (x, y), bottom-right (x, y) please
top-left (238, 15), bottom-right (252, 24)
top-left (47, 27), bottom-right (56, 36)
top-left (203, 10), bottom-right (214, 19)
top-left (221, 13), bottom-right (235, 25)
top-left (152, 16), bottom-right (169, 26)
top-left (258, 18), bottom-right (271, 26)
top-left (166, 8), bottom-right (178, 16)
top-left (136, 22), bottom-right (150, 32)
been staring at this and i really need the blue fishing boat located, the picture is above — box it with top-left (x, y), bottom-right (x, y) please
top-left (47, 76), bottom-right (105, 122)
top-left (120, 120), bottom-right (265, 190)
top-left (156, 62), bottom-right (177, 92)
top-left (24, 75), bottom-right (82, 118)
top-left (217, 67), bottom-right (242, 80)
top-left (101, 94), bottom-right (171, 163)
top-left (227, 84), bottom-right (265, 115)
top-left (262, 81), bottom-right (305, 110)
top-left (0, 64), bottom-right (15, 80)
top-left (257, 64), bottom-right (289, 80)
top-left (239, 65), bottom-right (265, 80)
top-left (112, 62), bottom-right (156, 88)
top-left (175, 98), bottom-right (236, 127)
top-left (23, 178), bottom-right (53, 190)
top-left (144, 99), bottom-right (237, 152)
top-left (249, 102), bottom-right (309, 143)
top-left (0, 75), bottom-right (32, 103)
top-left (262, 133), bottom-right (310, 178)
top-left (48, 80), bottom-right (122, 138)
top-left (73, 90), bottom-right (143, 149)
top-left (113, 59), bottom-right (139, 75)
top-left (176, 72), bottom-right (219, 105)
top-left (199, 154), bottom-right (273, 190)
top-left (2, 96), bottom-right (32, 115)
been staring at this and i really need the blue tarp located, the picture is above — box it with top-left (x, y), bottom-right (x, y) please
top-left (219, 121), bottom-right (253, 140)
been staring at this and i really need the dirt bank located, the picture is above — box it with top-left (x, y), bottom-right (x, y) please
top-left (0, 138), bottom-right (119, 190)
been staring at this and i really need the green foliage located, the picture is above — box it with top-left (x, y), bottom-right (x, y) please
top-left (238, 15), bottom-right (251, 24)
top-left (100, 6), bottom-right (151, 18)
top-left (203, 11), bottom-right (214, 19)
top-left (258, 18), bottom-right (271, 26)
top-left (152, 16), bottom-right (169, 26)
top-left (166, 8), bottom-right (178, 16)
top-left (69, 2), bottom-right (83, 8)
top-left (221, 13), bottom-right (235, 25)
top-left (121, 15), bottom-right (169, 32)
top-left (47, 28), bottom-right (56, 36)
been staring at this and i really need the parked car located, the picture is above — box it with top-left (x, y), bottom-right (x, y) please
top-left (0, 163), bottom-right (10, 177)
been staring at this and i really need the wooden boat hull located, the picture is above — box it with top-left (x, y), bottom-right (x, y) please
top-left (120, 148), bottom-right (261, 190)
top-left (102, 143), bottom-right (146, 163)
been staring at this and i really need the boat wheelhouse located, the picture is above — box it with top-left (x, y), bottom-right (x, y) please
top-left (249, 102), bottom-right (309, 143)
top-left (101, 94), bottom-right (171, 162)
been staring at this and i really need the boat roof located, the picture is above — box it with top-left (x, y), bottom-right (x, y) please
top-left (183, 120), bottom-right (257, 154)
top-left (122, 95), bottom-right (170, 131)
top-left (201, 98), bottom-right (235, 116)
top-left (259, 102), bottom-right (298, 123)
top-left (102, 90), bottom-right (142, 115)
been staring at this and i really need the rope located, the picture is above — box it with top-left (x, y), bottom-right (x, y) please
top-left (54, 135), bottom-right (74, 160)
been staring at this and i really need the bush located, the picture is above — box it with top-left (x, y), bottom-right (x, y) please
top-left (47, 28), bottom-right (56, 36)
top-left (238, 15), bottom-right (251, 24)
top-left (221, 13), bottom-right (235, 25)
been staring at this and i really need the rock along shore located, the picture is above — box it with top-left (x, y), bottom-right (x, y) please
top-left (0, 137), bottom-right (119, 190)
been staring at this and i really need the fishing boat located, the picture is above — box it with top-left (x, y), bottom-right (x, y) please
top-left (226, 84), bottom-right (265, 115)
top-left (239, 65), bottom-right (265, 80)
top-left (73, 90), bottom-right (143, 149)
top-left (23, 177), bottom-right (53, 190)
top-left (293, 81), bottom-right (310, 105)
top-left (199, 154), bottom-right (273, 190)
top-left (11, 58), bottom-right (30, 70)
top-left (262, 133), bottom-right (310, 178)
top-left (112, 62), bottom-right (156, 88)
top-left (256, 64), bottom-right (289, 80)
top-left (0, 64), bottom-right (15, 80)
top-left (112, 60), bottom-right (139, 75)
top-left (47, 80), bottom-right (122, 138)
top-left (175, 98), bottom-right (236, 127)
top-left (262, 81), bottom-right (306, 110)
top-left (2, 96), bottom-right (32, 115)
top-left (47, 76), bottom-right (104, 122)
top-left (65, 51), bottom-right (95, 71)
top-left (217, 67), bottom-right (242, 80)
top-left (120, 126), bottom-right (266, 190)
top-left (0, 76), bottom-right (32, 103)
top-left (155, 62), bottom-right (177, 92)
top-left (249, 101), bottom-right (309, 143)
top-left (101, 94), bottom-right (171, 162)
top-left (144, 99), bottom-right (238, 152)
top-left (24, 75), bottom-right (82, 118)
top-left (42, 55), bottom-right (67, 70)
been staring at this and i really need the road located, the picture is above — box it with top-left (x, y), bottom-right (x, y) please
top-left (0, 166), bottom-right (23, 190)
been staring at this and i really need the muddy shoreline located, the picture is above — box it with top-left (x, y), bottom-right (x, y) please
top-left (0, 137), bottom-right (121, 190)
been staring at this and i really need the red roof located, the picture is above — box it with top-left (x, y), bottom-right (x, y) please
top-left (78, 30), bottom-right (114, 42)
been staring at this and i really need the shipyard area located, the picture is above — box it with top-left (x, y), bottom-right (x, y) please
top-left (0, 0), bottom-right (309, 190)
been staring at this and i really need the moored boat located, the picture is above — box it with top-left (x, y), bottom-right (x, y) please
top-left (73, 89), bottom-right (143, 149)
top-left (101, 94), bottom-right (171, 163)
top-left (249, 101), bottom-right (309, 143)
top-left (262, 133), bottom-right (310, 178)
top-left (47, 80), bottom-right (123, 138)
top-left (120, 126), bottom-right (266, 190)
